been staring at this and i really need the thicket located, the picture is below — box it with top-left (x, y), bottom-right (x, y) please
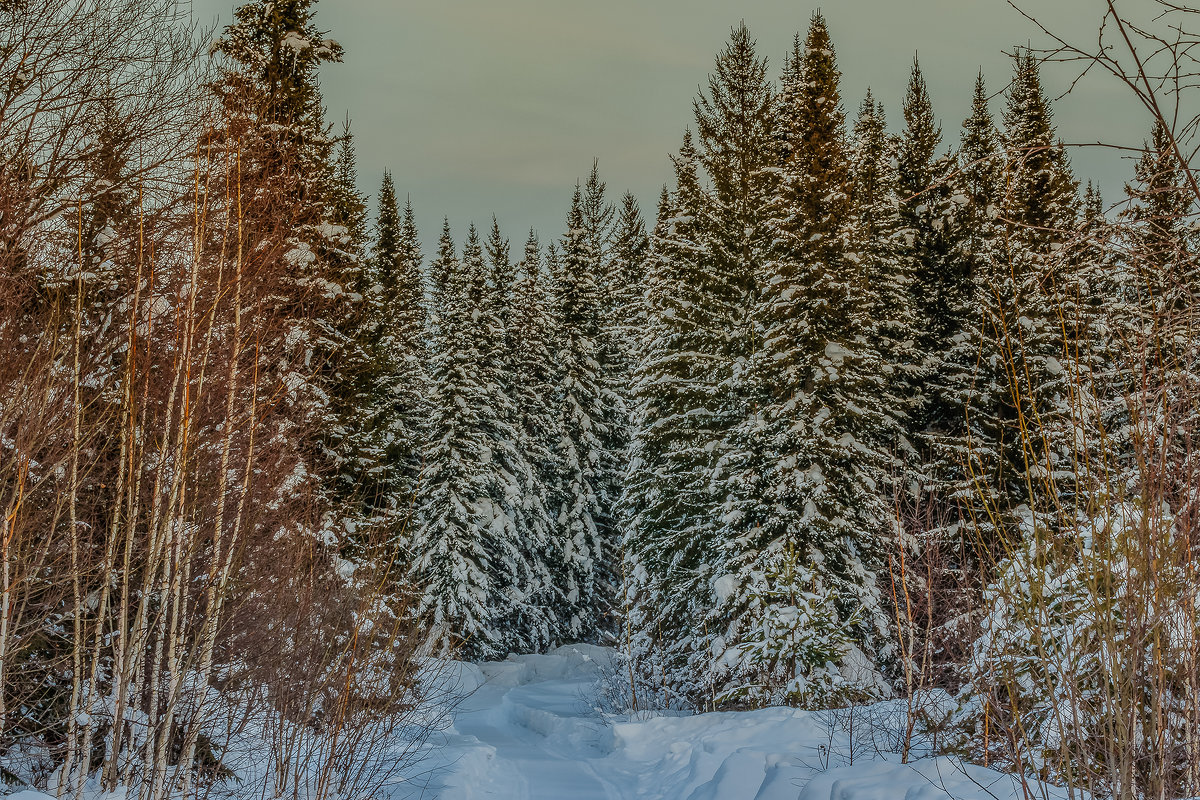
top-left (0, 2), bottom-right (432, 799)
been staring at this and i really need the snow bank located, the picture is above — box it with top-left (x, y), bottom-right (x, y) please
top-left (796, 757), bottom-right (1066, 800)
top-left (4, 792), bottom-right (58, 800)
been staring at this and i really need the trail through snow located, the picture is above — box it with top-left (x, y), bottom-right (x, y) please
top-left (403, 645), bottom-right (1070, 800)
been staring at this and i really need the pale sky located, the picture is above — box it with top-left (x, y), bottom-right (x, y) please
top-left (187, 0), bottom-right (1155, 256)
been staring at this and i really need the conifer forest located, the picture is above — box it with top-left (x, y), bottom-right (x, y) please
top-left (2, 1), bottom-right (1200, 799)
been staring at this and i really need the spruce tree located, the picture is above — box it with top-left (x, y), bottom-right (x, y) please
top-left (609, 193), bottom-right (651, 365)
top-left (324, 121), bottom-right (387, 541)
top-left (508, 230), bottom-right (562, 649)
top-left (414, 222), bottom-right (497, 656)
top-left (896, 58), bottom-right (959, 438)
top-left (925, 71), bottom-right (1006, 546)
top-left (626, 134), bottom-right (725, 697)
top-left (579, 163), bottom-right (624, 614)
top-left (709, 14), bottom-right (892, 705)
top-left (583, 160), bottom-right (615, 272)
top-left (330, 118), bottom-right (368, 261)
top-left (602, 192), bottom-right (649, 565)
top-left (553, 186), bottom-right (610, 639)
top-left (413, 222), bottom-right (531, 657)
top-left (465, 224), bottom-right (536, 650)
top-left (848, 91), bottom-right (917, 461)
top-left (215, 0), bottom-right (365, 549)
top-left (693, 23), bottom-right (778, 597)
top-left (1002, 52), bottom-right (1080, 252)
top-left (994, 50), bottom-right (1080, 534)
top-left (1125, 121), bottom-right (1197, 296)
top-left (371, 173), bottom-right (428, 521)
top-left (1118, 122), bottom-right (1200, 505)
top-left (485, 215), bottom-right (517, 398)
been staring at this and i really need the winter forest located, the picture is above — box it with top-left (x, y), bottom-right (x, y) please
top-left (2, 0), bottom-right (1200, 799)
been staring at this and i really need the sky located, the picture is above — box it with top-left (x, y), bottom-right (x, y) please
top-left (187, 0), bottom-right (1156, 257)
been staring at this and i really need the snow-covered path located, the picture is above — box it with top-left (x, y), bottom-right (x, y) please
top-left (445, 663), bottom-right (620, 799)
top-left (403, 646), bottom-right (1069, 800)
top-left (414, 647), bottom-right (623, 799)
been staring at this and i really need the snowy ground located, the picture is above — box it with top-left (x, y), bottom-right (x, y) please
top-left (399, 645), bottom-right (1068, 800)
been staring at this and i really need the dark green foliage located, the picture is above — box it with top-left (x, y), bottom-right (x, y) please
top-left (848, 91), bottom-right (917, 461)
top-left (896, 59), bottom-right (962, 438)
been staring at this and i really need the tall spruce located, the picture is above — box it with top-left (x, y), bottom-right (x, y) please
top-left (325, 121), bottom-right (387, 540)
top-left (848, 91), bottom-right (917, 461)
top-left (554, 186), bottom-right (610, 638)
top-left (993, 50), bottom-right (1081, 534)
top-left (627, 25), bottom-right (779, 700)
top-left (710, 14), bottom-right (893, 706)
top-left (925, 71), bottom-right (1005, 544)
top-left (694, 23), bottom-right (779, 603)
top-left (371, 173), bottom-right (428, 521)
top-left (1118, 122), bottom-right (1200, 506)
top-left (603, 193), bottom-right (650, 551)
top-left (463, 224), bottom-right (535, 650)
top-left (215, 0), bottom-right (364, 548)
top-left (485, 215), bottom-right (518, 400)
top-left (626, 134), bottom-right (724, 698)
top-left (896, 58), bottom-right (959, 439)
top-left (1125, 121), bottom-right (1197, 296)
top-left (581, 163), bottom-right (626, 617)
top-left (508, 230), bottom-right (562, 649)
top-left (415, 222), bottom-right (527, 657)
top-left (414, 222), bottom-right (493, 655)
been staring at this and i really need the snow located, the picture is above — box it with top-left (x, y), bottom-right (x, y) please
top-left (280, 31), bottom-right (310, 53)
top-left (406, 646), bottom-right (1070, 800)
top-left (712, 573), bottom-right (738, 604)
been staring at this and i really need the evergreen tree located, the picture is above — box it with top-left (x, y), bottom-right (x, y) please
top-left (1118, 122), bottom-right (1200, 507)
top-left (924, 71), bottom-right (1007, 545)
top-left (414, 222), bottom-right (529, 657)
top-left (1125, 121), bottom-right (1197, 297)
top-left (994, 50), bottom-right (1081, 533)
top-left (79, 102), bottom-right (137, 295)
top-left (896, 58), bottom-right (960, 438)
top-left (626, 134), bottom-right (725, 697)
top-left (215, 0), bottom-right (366, 549)
top-left (848, 91), bottom-right (917, 460)
top-left (933, 52), bottom-right (1082, 548)
top-left (330, 118), bottom-right (368, 262)
top-left (709, 14), bottom-right (892, 706)
top-left (508, 230), bottom-right (562, 649)
top-left (582, 163), bottom-right (631, 623)
top-left (553, 186), bottom-right (610, 638)
top-left (414, 222), bottom-right (497, 656)
top-left (608, 193), bottom-right (651, 365)
top-left (957, 70), bottom-right (1003, 222)
top-left (465, 223), bottom-right (539, 650)
top-left (324, 121), bottom-right (388, 540)
top-left (1002, 52), bottom-right (1080, 252)
top-left (602, 192), bottom-right (649, 567)
top-left (583, 160), bottom-right (615, 273)
top-left (694, 23), bottom-right (779, 592)
top-left (371, 173), bottom-right (428, 521)
top-left (485, 215), bottom-right (517, 392)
